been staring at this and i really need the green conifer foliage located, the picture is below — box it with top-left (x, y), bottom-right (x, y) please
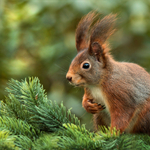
top-left (0, 130), bottom-right (16, 150)
top-left (2, 77), bottom-right (80, 132)
top-left (0, 77), bottom-right (150, 150)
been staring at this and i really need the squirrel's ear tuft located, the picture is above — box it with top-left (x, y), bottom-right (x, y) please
top-left (89, 42), bottom-right (103, 62)
top-left (76, 12), bottom-right (117, 55)
top-left (88, 13), bottom-right (117, 61)
top-left (90, 14), bottom-right (117, 46)
top-left (75, 11), bottom-right (98, 52)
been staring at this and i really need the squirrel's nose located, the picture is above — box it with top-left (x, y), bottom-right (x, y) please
top-left (66, 76), bottom-right (72, 82)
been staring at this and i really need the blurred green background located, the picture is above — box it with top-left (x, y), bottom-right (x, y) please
top-left (0, 0), bottom-right (150, 130)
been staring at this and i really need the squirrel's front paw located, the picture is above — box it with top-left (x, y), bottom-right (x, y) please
top-left (82, 100), bottom-right (105, 114)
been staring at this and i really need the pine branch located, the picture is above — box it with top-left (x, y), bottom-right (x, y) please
top-left (1, 95), bottom-right (31, 121)
top-left (2, 77), bottom-right (80, 133)
top-left (33, 134), bottom-right (59, 150)
top-left (15, 135), bottom-right (33, 150)
top-left (57, 124), bottom-right (100, 150)
top-left (30, 101), bottom-right (80, 132)
top-left (0, 116), bottom-right (39, 139)
top-left (0, 130), bottom-right (17, 150)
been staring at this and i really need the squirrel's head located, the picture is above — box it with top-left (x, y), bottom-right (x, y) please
top-left (66, 11), bottom-right (116, 87)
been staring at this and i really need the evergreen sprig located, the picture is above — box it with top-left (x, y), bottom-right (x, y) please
top-left (31, 101), bottom-right (80, 132)
top-left (0, 130), bottom-right (16, 150)
top-left (15, 135), bottom-right (33, 150)
top-left (57, 124), bottom-right (98, 150)
top-left (2, 77), bottom-right (80, 133)
top-left (0, 116), bottom-right (39, 139)
top-left (33, 134), bottom-right (59, 150)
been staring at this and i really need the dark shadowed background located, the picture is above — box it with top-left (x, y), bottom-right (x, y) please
top-left (0, 0), bottom-right (150, 129)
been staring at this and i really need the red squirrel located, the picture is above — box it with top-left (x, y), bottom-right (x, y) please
top-left (66, 11), bottom-right (150, 135)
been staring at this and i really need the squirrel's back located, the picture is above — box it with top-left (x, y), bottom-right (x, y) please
top-left (102, 60), bottom-right (150, 107)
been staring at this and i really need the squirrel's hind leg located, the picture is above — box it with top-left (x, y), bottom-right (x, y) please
top-left (131, 101), bottom-right (150, 135)
top-left (93, 110), bottom-right (111, 131)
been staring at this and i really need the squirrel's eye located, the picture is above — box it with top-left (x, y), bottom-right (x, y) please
top-left (82, 63), bottom-right (90, 69)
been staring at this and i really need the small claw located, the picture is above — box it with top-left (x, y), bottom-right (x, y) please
top-left (98, 104), bottom-right (106, 109)
top-left (102, 105), bottom-right (106, 109)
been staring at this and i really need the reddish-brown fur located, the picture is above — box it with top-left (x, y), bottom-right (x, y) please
top-left (66, 11), bottom-right (150, 135)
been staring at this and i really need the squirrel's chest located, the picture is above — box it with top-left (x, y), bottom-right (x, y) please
top-left (89, 87), bottom-right (110, 114)
top-left (89, 87), bottom-right (106, 106)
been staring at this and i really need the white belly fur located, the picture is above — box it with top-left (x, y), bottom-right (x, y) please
top-left (89, 86), bottom-right (110, 114)
top-left (89, 86), bottom-right (105, 104)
